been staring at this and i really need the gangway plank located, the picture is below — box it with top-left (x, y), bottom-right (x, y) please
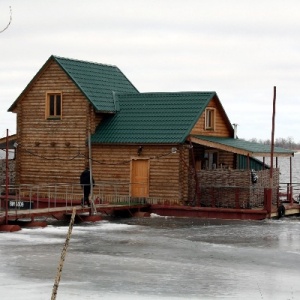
top-left (0, 203), bottom-right (150, 224)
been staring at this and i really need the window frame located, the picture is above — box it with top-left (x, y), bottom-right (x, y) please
top-left (45, 91), bottom-right (62, 120)
top-left (204, 150), bottom-right (218, 170)
top-left (205, 107), bottom-right (216, 130)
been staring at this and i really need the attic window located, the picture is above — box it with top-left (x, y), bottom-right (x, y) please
top-left (205, 108), bottom-right (215, 130)
top-left (46, 92), bottom-right (62, 119)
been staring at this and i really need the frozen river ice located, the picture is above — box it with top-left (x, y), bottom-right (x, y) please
top-left (1, 216), bottom-right (300, 300)
top-left (1, 153), bottom-right (300, 299)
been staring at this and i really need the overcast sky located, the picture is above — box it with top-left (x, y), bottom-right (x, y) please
top-left (1, 0), bottom-right (299, 142)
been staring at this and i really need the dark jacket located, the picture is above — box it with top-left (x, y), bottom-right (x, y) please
top-left (80, 169), bottom-right (95, 187)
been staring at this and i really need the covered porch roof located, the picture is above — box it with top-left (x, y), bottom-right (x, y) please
top-left (189, 135), bottom-right (295, 157)
top-left (0, 134), bottom-right (17, 150)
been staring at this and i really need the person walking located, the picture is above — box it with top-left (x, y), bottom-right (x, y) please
top-left (80, 167), bottom-right (94, 207)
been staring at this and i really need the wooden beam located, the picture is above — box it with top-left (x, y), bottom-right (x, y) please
top-left (188, 136), bottom-right (293, 157)
top-left (189, 136), bottom-right (253, 156)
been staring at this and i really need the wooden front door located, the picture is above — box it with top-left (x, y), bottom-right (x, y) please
top-left (131, 159), bottom-right (149, 197)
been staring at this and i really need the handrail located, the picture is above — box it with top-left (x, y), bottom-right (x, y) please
top-left (278, 182), bottom-right (300, 204)
top-left (0, 182), bottom-right (131, 212)
top-left (1, 182), bottom-right (300, 213)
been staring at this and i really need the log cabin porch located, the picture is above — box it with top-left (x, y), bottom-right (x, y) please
top-left (172, 135), bottom-right (298, 219)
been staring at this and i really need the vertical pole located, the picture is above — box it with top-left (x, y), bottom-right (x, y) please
top-left (51, 208), bottom-right (76, 300)
top-left (267, 86), bottom-right (276, 217)
top-left (5, 129), bottom-right (9, 225)
top-left (276, 156), bottom-right (279, 206)
top-left (189, 141), bottom-right (200, 206)
top-left (247, 154), bottom-right (250, 169)
top-left (88, 131), bottom-right (93, 198)
top-left (290, 156), bottom-right (293, 204)
top-left (233, 123), bottom-right (237, 139)
top-left (88, 132), bottom-right (96, 214)
top-left (270, 86), bottom-right (276, 186)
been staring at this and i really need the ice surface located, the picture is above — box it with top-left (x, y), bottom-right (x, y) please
top-left (1, 217), bottom-right (300, 299)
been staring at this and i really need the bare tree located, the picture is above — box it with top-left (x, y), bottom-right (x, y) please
top-left (0, 6), bottom-right (12, 34)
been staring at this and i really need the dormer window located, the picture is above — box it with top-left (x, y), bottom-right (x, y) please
top-left (46, 92), bottom-right (62, 119)
top-left (205, 108), bottom-right (215, 130)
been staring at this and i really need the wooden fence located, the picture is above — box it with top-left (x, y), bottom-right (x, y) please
top-left (188, 168), bottom-right (280, 207)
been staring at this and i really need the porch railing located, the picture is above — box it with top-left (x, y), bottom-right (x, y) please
top-left (279, 182), bottom-right (300, 204)
top-left (0, 181), bottom-right (135, 211)
top-left (1, 182), bottom-right (299, 212)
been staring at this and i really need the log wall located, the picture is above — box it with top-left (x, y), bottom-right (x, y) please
top-left (11, 58), bottom-right (192, 202)
top-left (14, 60), bottom-right (98, 185)
top-left (91, 144), bottom-right (188, 203)
top-left (190, 96), bottom-right (233, 137)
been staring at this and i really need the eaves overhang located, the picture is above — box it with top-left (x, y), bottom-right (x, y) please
top-left (0, 134), bottom-right (17, 149)
top-left (189, 135), bottom-right (295, 157)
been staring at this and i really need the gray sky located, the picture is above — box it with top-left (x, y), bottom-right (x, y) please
top-left (1, 0), bottom-right (299, 141)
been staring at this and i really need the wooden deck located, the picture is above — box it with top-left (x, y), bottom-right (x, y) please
top-left (149, 202), bottom-right (300, 220)
top-left (0, 203), bottom-right (150, 225)
top-left (1, 199), bottom-right (299, 230)
top-left (271, 203), bottom-right (300, 218)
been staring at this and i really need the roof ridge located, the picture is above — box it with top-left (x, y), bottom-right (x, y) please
top-left (116, 91), bottom-right (216, 96)
top-left (136, 91), bottom-right (215, 94)
top-left (52, 55), bottom-right (118, 69)
top-left (51, 55), bottom-right (139, 111)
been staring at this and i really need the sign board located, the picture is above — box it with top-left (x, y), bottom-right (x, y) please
top-left (8, 200), bottom-right (34, 210)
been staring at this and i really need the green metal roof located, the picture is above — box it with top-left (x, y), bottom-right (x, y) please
top-left (190, 135), bottom-right (295, 157)
top-left (8, 55), bottom-right (139, 113)
top-left (53, 56), bottom-right (139, 112)
top-left (91, 92), bottom-right (216, 144)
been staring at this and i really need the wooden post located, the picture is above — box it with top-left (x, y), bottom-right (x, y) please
top-left (270, 86), bottom-right (276, 186)
top-left (5, 129), bottom-right (9, 225)
top-left (267, 86), bottom-right (276, 217)
top-left (189, 141), bottom-right (201, 206)
top-left (51, 208), bottom-right (76, 300)
top-left (88, 132), bottom-right (93, 201)
top-left (289, 156), bottom-right (293, 204)
top-left (247, 154), bottom-right (250, 170)
top-left (88, 132), bottom-right (97, 215)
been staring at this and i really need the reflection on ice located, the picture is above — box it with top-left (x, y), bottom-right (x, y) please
top-left (150, 213), bottom-right (171, 218)
top-left (73, 221), bottom-right (138, 234)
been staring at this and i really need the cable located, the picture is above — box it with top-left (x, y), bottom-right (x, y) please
top-left (13, 147), bottom-right (176, 165)
top-left (23, 148), bottom-right (84, 161)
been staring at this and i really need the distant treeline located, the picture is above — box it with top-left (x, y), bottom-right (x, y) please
top-left (247, 137), bottom-right (300, 150)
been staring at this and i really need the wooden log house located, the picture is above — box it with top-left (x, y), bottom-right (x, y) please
top-left (7, 55), bottom-right (294, 210)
